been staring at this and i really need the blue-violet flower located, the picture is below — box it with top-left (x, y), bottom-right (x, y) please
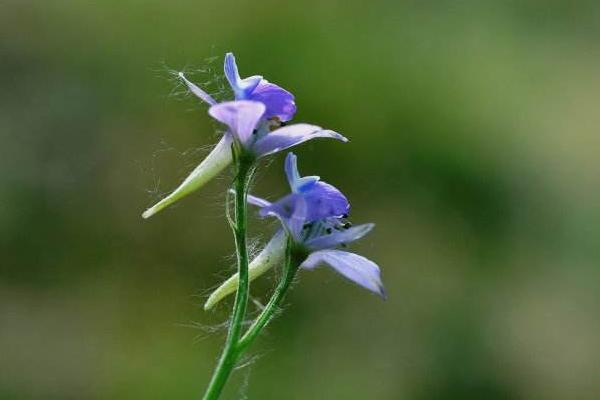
top-left (204, 153), bottom-right (384, 309)
top-left (142, 53), bottom-right (346, 219)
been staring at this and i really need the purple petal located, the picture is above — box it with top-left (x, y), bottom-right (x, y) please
top-left (224, 52), bottom-right (262, 99)
top-left (249, 81), bottom-right (296, 122)
top-left (301, 250), bottom-right (386, 298)
top-left (223, 52), bottom-right (239, 88)
top-left (247, 194), bottom-right (271, 208)
top-left (287, 196), bottom-right (308, 240)
top-left (208, 101), bottom-right (265, 145)
top-left (302, 181), bottom-right (350, 221)
top-left (252, 124), bottom-right (348, 157)
top-left (259, 193), bottom-right (296, 220)
top-left (305, 223), bottom-right (375, 251)
top-left (284, 152), bottom-right (319, 193)
top-left (260, 180), bottom-right (348, 225)
top-left (260, 194), bottom-right (307, 241)
top-left (178, 72), bottom-right (217, 105)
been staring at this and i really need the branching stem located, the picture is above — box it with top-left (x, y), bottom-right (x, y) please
top-left (202, 155), bottom-right (255, 400)
top-left (238, 243), bottom-right (300, 352)
top-left (202, 153), bottom-right (301, 400)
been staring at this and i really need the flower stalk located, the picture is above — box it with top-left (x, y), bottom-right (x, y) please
top-left (201, 151), bottom-right (255, 400)
top-left (203, 233), bottom-right (304, 400)
top-left (238, 243), bottom-right (303, 352)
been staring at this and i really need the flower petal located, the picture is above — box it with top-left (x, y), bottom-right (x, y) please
top-left (204, 230), bottom-right (287, 310)
top-left (178, 72), bottom-right (217, 105)
top-left (287, 196), bottom-right (308, 240)
top-left (208, 100), bottom-right (265, 145)
top-left (305, 223), bottom-right (375, 251)
top-left (252, 124), bottom-right (348, 157)
top-left (302, 181), bottom-right (350, 221)
top-left (142, 134), bottom-right (233, 219)
top-left (260, 194), bottom-right (307, 241)
top-left (224, 52), bottom-right (262, 99)
top-left (259, 181), bottom-right (349, 224)
top-left (247, 194), bottom-right (271, 208)
top-left (258, 193), bottom-right (296, 220)
top-left (250, 81), bottom-right (296, 121)
top-left (301, 250), bottom-right (385, 298)
top-left (284, 152), bottom-right (319, 193)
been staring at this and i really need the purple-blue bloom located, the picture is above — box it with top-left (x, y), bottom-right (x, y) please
top-left (251, 155), bottom-right (384, 297)
top-left (224, 53), bottom-right (296, 122)
top-left (142, 53), bottom-right (345, 219)
top-left (256, 152), bottom-right (350, 222)
top-left (208, 100), bottom-right (347, 158)
top-left (204, 153), bottom-right (384, 309)
top-left (181, 52), bottom-right (296, 122)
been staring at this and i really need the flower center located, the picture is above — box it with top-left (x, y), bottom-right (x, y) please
top-left (301, 215), bottom-right (352, 244)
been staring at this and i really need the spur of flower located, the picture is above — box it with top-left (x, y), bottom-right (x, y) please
top-left (205, 153), bottom-right (385, 310)
top-left (142, 53), bottom-right (345, 219)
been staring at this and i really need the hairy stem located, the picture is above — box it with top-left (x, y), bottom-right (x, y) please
top-left (202, 156), bottom-right (255, 400)
top-left (237, 244), bottom-right (300, 352)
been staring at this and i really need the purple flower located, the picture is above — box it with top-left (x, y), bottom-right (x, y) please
top-left (179, 52), bottom-right (296, 122)
top-left (208, 100), bottom-right (347, 158)
top-left (204, 153), bottom-right (384, 309)
top-left (255, 152), bottom-right (350, 222)
top-left (224, 53), bottom-right (296, 122)
top-left (142, 54), bottom-right (345, 219)
top-left (276, 195), bottom-right (384, 297)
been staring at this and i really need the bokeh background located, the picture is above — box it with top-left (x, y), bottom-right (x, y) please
top-left (2, 1), bottom-right (600, 399)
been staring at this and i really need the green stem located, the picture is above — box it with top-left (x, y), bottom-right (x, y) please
top-left (238, 244), bottom-right (301, 352)
top-left (202, 157), bottom-right (255, 400)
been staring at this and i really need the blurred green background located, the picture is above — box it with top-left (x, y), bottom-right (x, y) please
top-left (2, 1), bottom-right (600, 399)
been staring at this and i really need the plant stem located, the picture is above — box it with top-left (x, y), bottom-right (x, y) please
top-left (237, 245), bottom-right (301, 352)
top-left (202, 157), bottom-right (254, 400)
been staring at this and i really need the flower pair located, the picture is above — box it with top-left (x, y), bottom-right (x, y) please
top-left (142, 53), bottom-right (346, 219)
top-left (143, 52), bottom-right (384, 305)
top-left (205, 153), bottom-right (385, 310)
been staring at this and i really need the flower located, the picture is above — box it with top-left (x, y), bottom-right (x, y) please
top-left (223, 53), bottom-right (296, 122)
top-left (142, 53), bottom-right (345, 219)
top-left (179, 52), bottom-right (296, 122)
top-left (254, 152), bottom-right (350, 222)
top-left (204, 153), bottom-right (384, 310)
top-left (208, 100), bottom-right (347, 158)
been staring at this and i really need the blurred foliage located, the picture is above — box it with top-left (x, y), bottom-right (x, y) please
top-left (1, 0), bottom-right (600, 399)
